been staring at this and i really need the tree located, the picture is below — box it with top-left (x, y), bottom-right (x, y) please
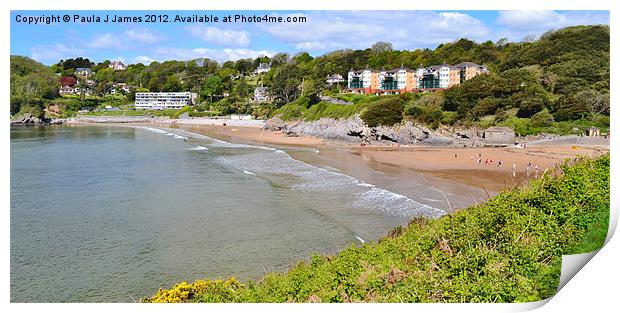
top-left (268, 63), bottom-right (302, 106)
top-left (578, 89), bottom-right (610, 120)
top-left (201, 75), bottom-right (223, 102)
top-left (163, 75), bottom-right (182, 92)
top-left (371, 42), bottom-right (393, 53)
top-left (60, 76), bottom-right (78, 87)
top-left (10, 56), bottom-right (59, 115)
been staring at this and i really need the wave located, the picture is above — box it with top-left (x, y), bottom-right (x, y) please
top-left (354, 235), bottom-right (366, 243)
top-left (134, 126), bottom-right (187, 140)
top-left (187, 146), bottom-right (209, 151)
top-left (135, 126), bottom-right (447, 219)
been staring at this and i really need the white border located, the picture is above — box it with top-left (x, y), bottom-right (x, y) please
top-left (2, 0), bottom-right (617, 312)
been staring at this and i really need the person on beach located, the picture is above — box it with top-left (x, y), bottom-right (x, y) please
top-left (498, 160), bottom-right (502, 167)
top-left (477, 158), bottom-right (482, 166)
top-left (454, 152), bottom-right (458, 158)
top-left (512, 163), bottom-right (516, 177)
top-left (535, 165), bottom-right (539, 178)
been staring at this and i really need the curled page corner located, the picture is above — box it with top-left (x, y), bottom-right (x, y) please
top-left (558, 250), bottom-right (599, 291)
top-left (556, 204), bottom-right (617, 294)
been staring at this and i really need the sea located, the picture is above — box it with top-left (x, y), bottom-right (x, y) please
top-left (10, 124), bottom-right (450, 302)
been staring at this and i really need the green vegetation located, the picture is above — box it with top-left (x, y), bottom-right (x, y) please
top-left (10, 56), bottom-right (59, 117)
top-left (144, 155), bottom-right (609, 303)
top-left (361, 97), bottom-right (406, 127)
top-left (271, 25), bottom-right (609, 134)
top-left (10, 25), bottom-right (609, 134)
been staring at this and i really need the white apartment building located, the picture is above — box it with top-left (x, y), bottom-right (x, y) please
top-left (134, 92), bottom-right (197, 110)
top-left (439, 65), bottom-right (451, 89)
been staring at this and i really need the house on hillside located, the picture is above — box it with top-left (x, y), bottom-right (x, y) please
top-left (109, 60), bottom-right (127, 71)
top-left (483, 126), bottom-right (515, 146)
top-left (75, 68), bottom-right (93, 77)
top-left (254, 63), bottom-right (271, 75)
top-left (326, 74), bottom-right (345, 86)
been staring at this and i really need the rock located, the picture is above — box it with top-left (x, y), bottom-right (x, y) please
top-left (319, 96), bottom-right (353, 105)
top-left (265, 115), bottom-right (461, 146)
top-left (264, 116), bottom-right (287, 131)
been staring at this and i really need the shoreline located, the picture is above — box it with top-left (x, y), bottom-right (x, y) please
top-left (163, 120), bottom-right (608, 193)
top-left (64, 118), bottom-right (610, 195)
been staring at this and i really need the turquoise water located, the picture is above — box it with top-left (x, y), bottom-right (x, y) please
top-left (10, 125), bottom-right (446, 302)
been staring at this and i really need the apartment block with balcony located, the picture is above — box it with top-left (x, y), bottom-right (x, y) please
top-left (346, 61), bottom-right (488, 95)
top-left (376, 67), bottom-right (417, 95)
top-left (347, 68), bottom-right (379, 94)
top-left (455, 62), bottom-right (489, 83)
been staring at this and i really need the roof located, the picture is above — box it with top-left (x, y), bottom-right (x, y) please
top-left (455, 62), bottom-right (483, 68)
top-left (485, 126), bottom-right (514, 133)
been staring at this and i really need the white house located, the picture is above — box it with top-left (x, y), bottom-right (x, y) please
top-left (326, 74), bottom-right (345, 86)
top-left (75, 68), bottom-right (92, 77)
top-left (134, 92), bottom-right (197, 110)
top-left (254, 63), bottom-right (271, 75)
top-left (109, 60), bottom-right (127, 71)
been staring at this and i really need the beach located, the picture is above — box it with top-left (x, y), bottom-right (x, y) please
top-left (164, 120), bottom-right (609, 193)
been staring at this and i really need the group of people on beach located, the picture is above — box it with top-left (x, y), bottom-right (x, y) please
top-left (466, 153), bottom-right (503, 168)
top-left (459, 152), bottom-right (541, 179)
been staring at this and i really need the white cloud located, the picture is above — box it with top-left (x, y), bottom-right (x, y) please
top-left (151, 47), bottom-right (273, 63)
top-left (85, 28), bottom-right (163, 51)
top-left (87, 33), bottom-right (128, 50)
top-left (30, 43), bottom-right (85, 63)
top-left (496, 11), bottom-right (564, 30)
top-left (259, 11), bottom-right (490, 52)
top-left (124, 29), bottom-right (163, 44)
top-left (495, 11), bottom-right (609, 40)
top-left (133, 55), bottom-right (157, 64)
top-left (186, 24), bottom-right (251, 47)
top-left (112, 57), bottom-right (126, 63)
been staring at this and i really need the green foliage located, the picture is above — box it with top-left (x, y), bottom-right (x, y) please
top-left (201, 76), bottom-right (224, 102)
top-left (361, 97), bottom-right (405, 127)
top-left (530, 110), bottom-right (555, 127)
top-left (9, 25), bottom-right (609, 131)
top-left (405, 92), bottom-right (444, 128)
top-left (10, 56), bottom-right (59, 116)
top-left (146, 156), bottom-right (609, 303)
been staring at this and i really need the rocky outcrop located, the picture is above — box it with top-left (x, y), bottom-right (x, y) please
top-left (265, 115), bottom-right (458, 146)
top-left (10, 113), bottom-right (63, 126)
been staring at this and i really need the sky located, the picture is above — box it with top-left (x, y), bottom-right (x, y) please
top-left (10, 10), bottom-right (609, 65)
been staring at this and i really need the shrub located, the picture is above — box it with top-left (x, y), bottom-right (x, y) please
top-left (361, 97), bottom-right (405, 127)
top-left (530, 110), bottom-right (555, 127)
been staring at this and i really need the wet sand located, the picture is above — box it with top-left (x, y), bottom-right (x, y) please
top-left (168, 124), bottom-right (608, 195)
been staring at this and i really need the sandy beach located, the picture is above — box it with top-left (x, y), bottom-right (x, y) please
top-left (168, 121), bottom-right (609, 193)
top-left (67, 117), bottom-right (609, 195)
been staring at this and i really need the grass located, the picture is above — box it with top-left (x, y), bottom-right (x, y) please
top-left (272, 94), bottom-right (390, 121)
top-left (143, 155), bottom-right (610, 303)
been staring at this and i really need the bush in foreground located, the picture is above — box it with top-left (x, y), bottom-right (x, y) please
top-left (144, 155), bottom-right (609, 303)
